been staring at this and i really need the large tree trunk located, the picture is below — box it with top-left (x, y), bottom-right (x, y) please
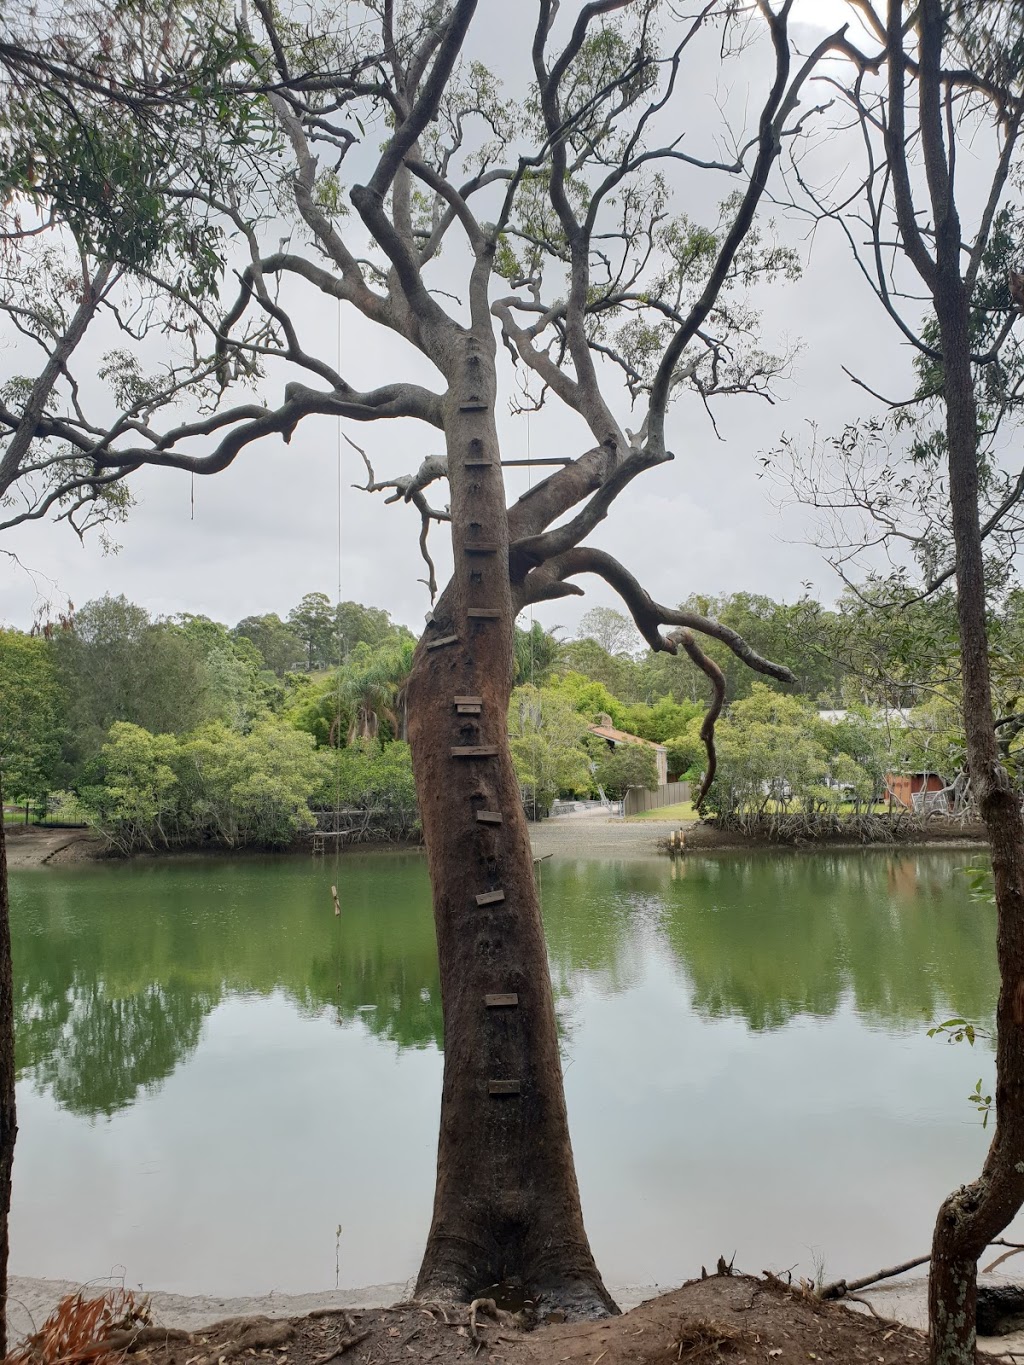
top-left (407, 336), bottom-right (615, 1318)
top-left (0, 779), bottom-right (16, 1355)
top-left (926, 244), bottom-right (1024, 1365)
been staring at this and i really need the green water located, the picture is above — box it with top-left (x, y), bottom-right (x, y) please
top-left (9, 848), bottom-right (1011, 1298)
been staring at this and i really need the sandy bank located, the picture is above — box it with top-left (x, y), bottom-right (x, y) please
top-left (4, 814), bottom-right (989, 870)
top-left (8, 1273), bottom-right (1024, 1356)
top-left (4, 827), bottom-right (103, 869)
top-left (6, 1277), bottom-right (656, 1342)
top-left (529, 815), bottom-right (684, 858)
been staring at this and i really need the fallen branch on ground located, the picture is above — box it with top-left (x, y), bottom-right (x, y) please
top-left (818, 1255), bottom-right (931, 1300)
top-left (820, 1238), bottom-right (1024, 1301)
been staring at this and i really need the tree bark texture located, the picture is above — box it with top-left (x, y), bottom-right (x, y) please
top-left (922, 36), bottom-right (1024, 1356)
top-left (407, 335), bottom-right (615, 1318)
top-left (0, 780), bottom-right (17, 1356)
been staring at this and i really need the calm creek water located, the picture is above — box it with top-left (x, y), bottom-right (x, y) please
top-left (9, 847), bottom-right (1012, 1298)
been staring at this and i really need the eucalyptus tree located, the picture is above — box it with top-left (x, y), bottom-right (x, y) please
top-left (0, 0), bottom-right (847, 1317)
top-left (778, 3), bottom-right (1024, 1359)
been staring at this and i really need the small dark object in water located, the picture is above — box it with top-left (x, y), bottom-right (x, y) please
top-left (976, 1284), bottom-right (1024, 1336)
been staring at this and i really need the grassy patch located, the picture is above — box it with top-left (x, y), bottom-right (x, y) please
top-left (626, 800), bottom-right (699, 822)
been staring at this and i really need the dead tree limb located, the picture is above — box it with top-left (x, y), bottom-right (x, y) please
top-left (818, 1254), bottom-right (932, 1301)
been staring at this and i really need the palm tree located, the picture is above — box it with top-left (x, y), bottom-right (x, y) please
top-left (340, 639), bottom-right (415, 743)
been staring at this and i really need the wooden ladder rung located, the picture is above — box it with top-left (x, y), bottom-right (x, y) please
top-left (451, 745), bottom-right (499, 758)
top-left (467, 608), bottom-right (500, 619)
top-left (426, 634), bottom-right (459, 650)
top-left (476, 810), bottom-right (502, 824)
top-left (475, 889), bottom-right (506, 906)
top-left (488, 1080), bottom-right (520, 1095)
top-left (454, 695), bottom-right (483, 705)
top-left (484, 993), bottom-right (518, 1007)
top-left (464, 544), bottom-right (498, 555)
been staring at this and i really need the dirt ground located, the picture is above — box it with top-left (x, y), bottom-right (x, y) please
top-left (17, 1274), bottom-right (969, 1365)
top-left (3, 825), bottom-right (103, 869)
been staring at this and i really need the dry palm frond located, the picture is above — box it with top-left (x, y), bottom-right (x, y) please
top-left (7, 1288), bottom-right (150, 1365)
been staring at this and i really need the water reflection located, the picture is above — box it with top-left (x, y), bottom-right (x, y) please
top-left (11, 849), bottom-right (995, 1120)
top-left (656, 853), bottom-right (995, 1032)
top-left (13, 854), bottom-right (441, 1116)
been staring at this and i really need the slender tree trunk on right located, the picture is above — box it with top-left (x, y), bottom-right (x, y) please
top-left (925, 175), bottom-right (1024, 1365)
top-left (0, 777), bottom-right (17, 1356)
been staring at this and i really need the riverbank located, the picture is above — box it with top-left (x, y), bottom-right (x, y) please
top-left (10, 1270), bottom-right (1024, 1362)
top-left (5, 819), bottom-right (682, 867)
top-left (3, 826), bottom-right (103, 869)
top-left (4, 813), bottom-right (989, 870)
top-left (679, 816), bottom-right (989, 852)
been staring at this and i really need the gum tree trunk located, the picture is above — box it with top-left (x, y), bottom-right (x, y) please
top-left (920, 2), bottom-right (1024, 1348)
top-left (406, 333), bottom-right (615, 1318)
top-left (926, 275), bottom-right (1024, 1365)
top-left (0, 781), bottom-right (16, 1355)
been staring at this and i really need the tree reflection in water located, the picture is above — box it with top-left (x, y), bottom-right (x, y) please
top-left (10, 849), bottom-right (993, 1118)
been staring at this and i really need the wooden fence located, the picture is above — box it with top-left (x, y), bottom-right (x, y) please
top-left (623, 781), bottom-right (691, 816)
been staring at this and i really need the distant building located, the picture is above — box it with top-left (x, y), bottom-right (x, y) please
top-left (817, 707), bottom-right (914, 726)
top-left (587, 714), bottom-right (668, 785)
top-left (885, 771), bottom-right (952, 813)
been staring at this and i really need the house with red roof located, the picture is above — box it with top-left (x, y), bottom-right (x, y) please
top-left (585, 713), bottom-right (668, 786)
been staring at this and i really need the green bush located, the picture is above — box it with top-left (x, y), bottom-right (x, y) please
top-left (591, 742), bottom-right (658, 800)
top-left (314, 739), bottom-right (419, 840)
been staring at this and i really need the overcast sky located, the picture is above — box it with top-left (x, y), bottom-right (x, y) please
top-left (0, 0), bottom-right (922, 636)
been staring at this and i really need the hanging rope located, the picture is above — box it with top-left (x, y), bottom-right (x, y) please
top-left (332, 296), bottom-right (344, 917)
top-left (527, 407), bottom-right (544, 914)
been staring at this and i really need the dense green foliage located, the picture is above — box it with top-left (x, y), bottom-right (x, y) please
top-left (590, 742), bottom-right (659, 801)
top-left (508, 685), bottom-right (592, 815)
top-left (0, 630), bottom-right (65, 808)
top-left (1, 592), bottom-right (420, 848)
top-left (705, 687), bottom-right (885, 818)
top-left (2, 578), bottom-right (1011, 842)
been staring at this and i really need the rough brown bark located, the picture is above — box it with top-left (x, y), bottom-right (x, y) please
top-left (917, 8), bottom-right (1024, 1361)
top-left (0, 779), bottom-right (16, 1356)
top-left (926, 281), bottom-right (1024, 1365)
top-left (407, 338), bottom-right (615, 1318)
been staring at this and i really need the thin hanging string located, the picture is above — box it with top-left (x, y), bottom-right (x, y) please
top-left (527, 406), bottom-right (542, 914)
top-left (332, 297), bottom-right (344, 920)
top-left (190, 472), bottom-right (195, 521)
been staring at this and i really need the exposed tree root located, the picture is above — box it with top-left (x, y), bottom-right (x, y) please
top-left (310, 1329), bottom-right (371, 1364)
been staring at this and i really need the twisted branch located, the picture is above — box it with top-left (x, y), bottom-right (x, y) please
top-left (348, 435), bottom-right (449, 602)
top-left (515, 545), bottom-right (794, 807)
top-left (671, 628), bottom-right (725, 810)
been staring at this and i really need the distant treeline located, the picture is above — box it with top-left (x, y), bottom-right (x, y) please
top-left (3, 583), bottom-right (1022, 847)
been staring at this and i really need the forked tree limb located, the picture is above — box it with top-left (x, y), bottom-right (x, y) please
top-left (347, 435), bottom-right (448, 600)
top-left (514, 545), bottom-right (793, 808)
top-left (514, 545), bottom-right (796, 682)
top-left (508, 450), bottom-right (668, 571)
